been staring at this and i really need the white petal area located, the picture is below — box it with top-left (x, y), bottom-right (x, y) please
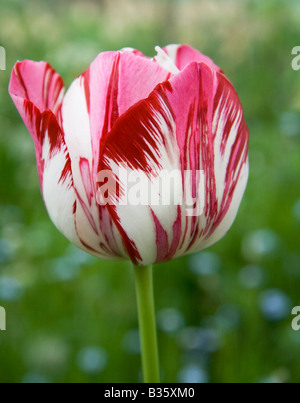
top-left (113, 205), bottom-right (156, 265)
top-left (162, 44), bottom-right (181, 64)
top-left (154, 46), bottom-right (180, 74)
top-left (62, 76), bottom-right (124, 259)
top-left (62, 77), bottom-right (94, 207)
top-left (42, 135), bottom-right (82, 249)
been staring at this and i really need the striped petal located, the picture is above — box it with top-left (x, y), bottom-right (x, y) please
top-left (61, 74), bottom-right (125, 259)
top-left (9, 61), bottom-right (64, 184)
top-left (84, 51), bottom-right (172, 181)
top-left (8, 61), bottom-right (83, 250)
top-left (100, 62), bottom-right (249, 266)
top-left (59, 51), bottom-right (172, 258)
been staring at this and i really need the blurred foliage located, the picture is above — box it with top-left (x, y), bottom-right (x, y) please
top-left (1, 0), bottom-right (300, 383)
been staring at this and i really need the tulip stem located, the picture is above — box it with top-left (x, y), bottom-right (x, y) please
top-left (134, 264), bottom-right (160, 383)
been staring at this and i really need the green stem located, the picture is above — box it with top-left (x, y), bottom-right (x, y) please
top-left (134, 264), bottom-right (160, 383)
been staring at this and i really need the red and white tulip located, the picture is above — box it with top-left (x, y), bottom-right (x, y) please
top-left (9, 45), bottom-right (249, 266)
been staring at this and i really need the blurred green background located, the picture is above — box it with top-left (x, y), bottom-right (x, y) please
top-left (1, 0), bottom-right (300, 383)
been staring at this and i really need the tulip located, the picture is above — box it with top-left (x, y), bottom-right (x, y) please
top-left (9, 44), bottom-right (249, 383)
top-left (9, 44), bottom-right (249, 266)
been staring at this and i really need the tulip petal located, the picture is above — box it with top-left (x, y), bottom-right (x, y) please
top-left (62, 75), bottom-right (126, 259)
top-left (83, 51), bottom-right (172, 180)
top-left (61, 51), bottom-right (172, 259)
top-left (9, 61), bottom-right (65, 184)
top-left (162, 44), bottom-right (222, 73)
top-left (9, 61), bottom-right (113, 257)
top-left (9, 60), bottom-right (64, 118)
top-left (100, 62), bottom-right (248, 266)
top-left (8, 61), bottom-right (85, 250)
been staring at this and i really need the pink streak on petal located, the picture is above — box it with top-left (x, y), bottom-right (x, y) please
top-left (151, 209), bottom-right (169, 263)
top-left (167, 205), bottom-right (182, 260)
top-left (79, 157), bottom-right (93, 206)
top-left (75, 189), bottom-right (99, 236)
